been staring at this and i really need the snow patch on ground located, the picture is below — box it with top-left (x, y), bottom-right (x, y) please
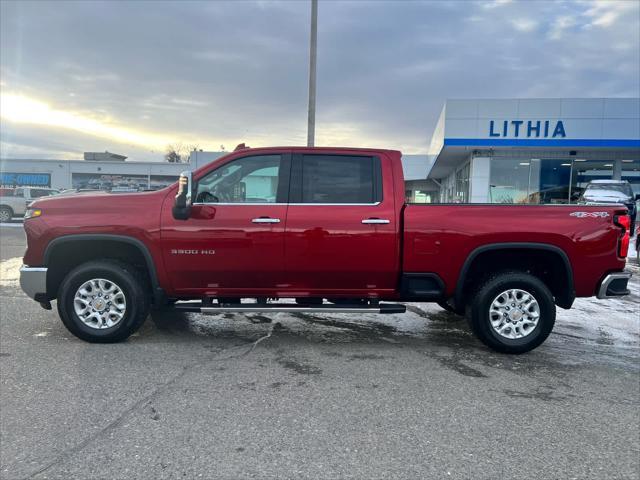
top-left (556, 257), bottom-right (639, 348)
top-left (0, 256), bottom-right (21, 286)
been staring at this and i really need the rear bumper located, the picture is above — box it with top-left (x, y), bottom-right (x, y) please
top-left (19, 265), bottom-right (47, 300)
top-left (597, 272), bottom-right (632, 299)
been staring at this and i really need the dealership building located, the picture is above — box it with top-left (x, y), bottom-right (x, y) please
top-left (0, 151), bottom-right (227, 192)
top-left (1, 98), bottom-right (638, 203)
top-left (414, 97), bottom-right (640, 204)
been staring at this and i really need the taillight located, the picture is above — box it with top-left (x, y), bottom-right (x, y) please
top-left (614, 214), bottom-right (630, 258)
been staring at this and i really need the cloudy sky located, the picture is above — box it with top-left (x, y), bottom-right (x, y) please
top-left (1, 0), bottom-right (638, 161)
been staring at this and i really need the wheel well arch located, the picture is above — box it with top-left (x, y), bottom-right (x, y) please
top-left (43, 234), bottom-right (163, 304)
top-left (454, 243), bottom-right (575, 309)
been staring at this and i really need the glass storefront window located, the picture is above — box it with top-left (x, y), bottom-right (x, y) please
top-left (489, 159), bottom-right (534, 204)
top-left (404, 180), bottom-right (438, 203)
top-left (414, 190), bottom-right (433, 203)
top-left (489, 158), bottom-right (640, 204)
top-left (489, 158), bottom-right (572, 204)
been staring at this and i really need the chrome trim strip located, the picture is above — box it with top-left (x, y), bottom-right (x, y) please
top-left (251, 218), bottom-right (281, 223)
top-left (192, 202), bottom-right (286, 206)
top-left (597, 272), bottom-right (632, 299)
top-left (19, 266), bottom-right (48, 300)
top-left (289, 202), bottom-right (381, 206)
top-left (191, 202), bottom-right (381, 206)
top-left (362, 218), bottom-right (390, 224)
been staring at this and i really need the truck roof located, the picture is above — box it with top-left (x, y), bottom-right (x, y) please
top-left (232, 144), bottom-right (402, 155)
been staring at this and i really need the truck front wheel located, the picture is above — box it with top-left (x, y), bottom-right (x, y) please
top-left (467, 271), bottom-right (555, 354)
top-left (57, 260), bottom-right (150, 343)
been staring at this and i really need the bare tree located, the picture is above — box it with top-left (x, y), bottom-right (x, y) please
top-left (165, 143), bottom-right (183, 163)
top-left (165, 143), bottom-right (201, 163)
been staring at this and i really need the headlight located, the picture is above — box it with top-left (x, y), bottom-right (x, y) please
top-left (24, 208), bottom-right (42, 219)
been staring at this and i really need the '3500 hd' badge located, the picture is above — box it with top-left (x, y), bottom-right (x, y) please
top-left (171, 249), bottom-right (216, 255)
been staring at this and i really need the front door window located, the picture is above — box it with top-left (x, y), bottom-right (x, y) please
top-left (195, 155), bottom-right (281, 204)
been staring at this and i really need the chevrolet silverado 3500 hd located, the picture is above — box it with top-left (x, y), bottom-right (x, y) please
top-left (20, 146), bottom-right (632, 353)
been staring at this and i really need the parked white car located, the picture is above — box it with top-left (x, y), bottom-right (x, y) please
top-left (578, 179), bottom-right (639, 232)
top-left (0, 186), bottom-right (60, 221)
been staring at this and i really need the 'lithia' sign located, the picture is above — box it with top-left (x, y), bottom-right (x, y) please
top-left (489, 120), bottom-right (566, 138)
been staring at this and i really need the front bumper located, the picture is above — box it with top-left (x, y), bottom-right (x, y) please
top-left (597, 272), bottom-right (632, 299)
top-left (19, 265), bottom-right (48, 300)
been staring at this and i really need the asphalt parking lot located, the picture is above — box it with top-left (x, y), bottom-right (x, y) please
top-left (1, 226), bottom-right (639, 480)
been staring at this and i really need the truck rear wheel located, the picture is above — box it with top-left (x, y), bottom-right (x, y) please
top-left (57, 260), bottom-right (150, 343)
top-left (467, 271), bottom-right (555, 354)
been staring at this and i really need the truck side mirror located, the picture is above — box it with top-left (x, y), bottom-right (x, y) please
top-left (172, 171), bottom-right (192, 220)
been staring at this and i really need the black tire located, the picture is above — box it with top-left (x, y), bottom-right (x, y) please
top-left (57, 260), bottom-right (150, 343)
top-left (0, 206), bottom-right (13, 222)
top-left (467, 271), bottom-right (555, 354)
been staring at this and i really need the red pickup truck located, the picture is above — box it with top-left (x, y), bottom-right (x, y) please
top-left (20, 146), bottom-right (632, 353)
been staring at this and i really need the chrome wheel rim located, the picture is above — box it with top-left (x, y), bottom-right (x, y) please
top-left (0, 210), bottom-right (10, 222)
top-left (489, 289), bottom-right (540, 339)
top-left (73, 278), bottom-right (126, 329)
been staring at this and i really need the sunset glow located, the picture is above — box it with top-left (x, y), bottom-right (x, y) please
top-left (1, 93), bottom-right (176, 149)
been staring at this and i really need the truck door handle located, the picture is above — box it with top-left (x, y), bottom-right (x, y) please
top-left (362, 218), bottom-right (390, 224)
top-left (252, 217), bottom-right (281, 224)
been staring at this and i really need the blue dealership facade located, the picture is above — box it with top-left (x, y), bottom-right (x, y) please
top-left (419, 98), bottom-right (640, 204)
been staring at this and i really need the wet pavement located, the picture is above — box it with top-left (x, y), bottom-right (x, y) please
top-left (1, 227), bottom-right (639, 479)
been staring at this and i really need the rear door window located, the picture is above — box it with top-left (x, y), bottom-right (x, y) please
top-left (296, 155), bottom-right (381, 204)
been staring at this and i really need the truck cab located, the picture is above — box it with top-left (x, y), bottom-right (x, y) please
top-left (164, 147), bottom-right (402, 298)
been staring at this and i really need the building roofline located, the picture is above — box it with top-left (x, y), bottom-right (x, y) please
top-left (0, 158), bottom-right (193, 166)
top-left (443, 96), bottom-right (640, 101)
top-left (443, 138), bottom-right (640, 148)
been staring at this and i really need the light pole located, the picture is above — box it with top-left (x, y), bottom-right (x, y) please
top-left (307, 0), bottom-right (318, 147)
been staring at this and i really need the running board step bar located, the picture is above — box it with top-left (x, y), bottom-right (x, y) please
top-left (173, 302), bottom-right (406, 314)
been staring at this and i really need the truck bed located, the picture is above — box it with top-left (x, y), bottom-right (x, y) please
top-left (403, 204), bottom-right (628, 298)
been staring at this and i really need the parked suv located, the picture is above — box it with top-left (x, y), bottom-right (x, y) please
top-left (0, 186), bottom-right (59, 222)
top-left (579, 180), bottom-right (639, 231)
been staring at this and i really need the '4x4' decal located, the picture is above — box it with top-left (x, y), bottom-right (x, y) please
top-left (569, 212), bottom-right (610, 218)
